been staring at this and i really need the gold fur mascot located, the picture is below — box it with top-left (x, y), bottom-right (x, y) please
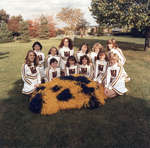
top-left (29, 74), bottom-right (107, 115)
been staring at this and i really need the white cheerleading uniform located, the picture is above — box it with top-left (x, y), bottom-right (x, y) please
top-left (34, 50), bottom-right (45, 78)
top-left (109, 48), bottom-right (126, 65)
top-left (94, 59), bottom-right (108, 83)
top-left (45, 67), bottom-right (61, 82)
top-left (105, 63), bottom-right (128, 95)
top-left (46, 55), bottom-right (61, 67)
top-left (89, 52), bottom-right (98, 64)
top-left (76, 51), bottom-right (90, 63)
top-left (21, 63), bottom-right (41, 95)
top-left (59, 46), bottom-right (74, 70)
top-left (65, 65), bottom-right (78, 76)
top-left (78, 64), bottom-right (93, 78)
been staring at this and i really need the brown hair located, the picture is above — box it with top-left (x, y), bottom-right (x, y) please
top-left (79, 43), bottom-right (90, 54)
top-left (111, 38), bottom-right (118, 48)
top-left (79, 55), bottom-right (90, 65)
top-left (59, 37), bottom-right (73, 50)
top-left (25, 50), bottom-right (39, 66)
top-left (97, 50), bottom-right (107, 60)
top-left (66, 56), bottom-right (77, 67)
top-left (106, 39), bottom-right (114, 51)
top-left (48, 47), bottom-right (58, 55)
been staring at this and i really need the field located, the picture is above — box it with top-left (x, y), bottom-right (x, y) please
top-left (0, 36), bottom-right (150, 148)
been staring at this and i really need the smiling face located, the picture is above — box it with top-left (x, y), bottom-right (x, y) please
top-left (64, 39), bottom-right (69, 47)
top-left (108, 43), bottom-right (113, 50)
top-left (110, 58), bottom-right (117, 66)
top-left (51, 48), bottom-right (57, 56)
top-left (82, 57), bottom-right (88, 65)
top-left (99, 54), bottom-right (105, 61)
top-left (28, 52), bottom-right (35, 62)
top-left (51, 61), bottom-right (58, 69)
top-left (69, 59), bottom-right (75, 66)
top-left (81, 45), bottom-right (88, 53)
top-left (33, 44), bottom-right (41, 52)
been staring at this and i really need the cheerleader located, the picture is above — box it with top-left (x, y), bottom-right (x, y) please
top-left (94, 51), bottom-right (108, 84)
top-left (90, 42), bottom-right (103, 65)
top-left (107, 39), bottom-right (126, 65)
top-left (46, 47), bottom-right (60, 67)
top-left (59, 37), bottom-right (74, 75)
top-left (45, 58), bottom-right (60, 82)
top-left (21, 50), bottom-right (41, 95)
top-left (78, 55), bottom-right (93, 79)
top-left (107, 39), bottom-right (130, 82)
top-left (104, 54), bottom-right (128, 98)
top-left (76, 43), bottom-right (90, 63)
top-left (65, 56), bottom-right (78, 76)
top-left (32, 41), bottom-right (45, 80)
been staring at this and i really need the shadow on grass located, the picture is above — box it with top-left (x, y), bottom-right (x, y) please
top-left (0, 51), bottom-right (9, 60)
top-left (0, 79), bottom-right (150, 148)
top-left (74, 38), bottom-right (144, 51)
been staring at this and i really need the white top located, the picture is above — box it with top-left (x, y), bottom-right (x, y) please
top-left (110, 48), bottom-right (126, 65)
top-left (59, 46), bottom-right (74, 69)
top-left (76, 51), bottom-right (90, 63)
top-left (21, 63), bottom-right (41, 94)
top-left (94, 59), bottom-right (108, 83)
top-left (78, 64), bottom-right (93, 78)
top-left (46, 55), bottom-right (61, 67)
top-left (45, 67), bottom-right (61, 82)
top-left (105, 63), bottom-right (127, 95)
top-left (34, 50), bottom-right (45, 66)
top-left (65, 65), bottom-right (78, 76)
top-left (89, 52), bottom-right (98, 64)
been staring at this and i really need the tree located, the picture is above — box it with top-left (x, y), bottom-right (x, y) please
top-left (19, 21), bottom-right (30, 42)
top-left (76, 18), bottom-right (89, 37)
top-left (0, 21), bottom-right (13, 43)
top-left (47, 16), bottom-right (56, 37)
top-left (27, 20), bottom-right (39, 38)
top-left (90, 0), bottom-right (150, 50)
top-left (8, 15), bottom-right (23, 36)
top-left (56, 8), bottom-right (87, 33)
top-left (39, 15), bottom-right (49, 39)
top-left (0, 9), bottom-right (9, 23)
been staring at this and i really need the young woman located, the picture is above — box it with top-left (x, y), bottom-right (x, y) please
top-left (94, 51), bottom-right (108, 84)
top-left (104, 54), bottom-right (128, 98)
top-left (32, 41), bottom-right (45, 80)
top-left (45, 58), bottom-right (60, 82)
top-left (65, 56), bottom-right (78, 76)
top-left (107, 39), bottom-right (126, 65)
top-left (59, 37), bottom-right (74, 75)
top-left (90, 42), bottom-right (103, 65)
top-left (46, 47), bottom-right (60, 68)
top-left (21, 50), bottom-right (41, 95)
top-left (107, 39), bottom-right (130, 82)
top-left (76, 43), bottom-right (90, 63)
top-left (78, 55), bottom-right (93, 79)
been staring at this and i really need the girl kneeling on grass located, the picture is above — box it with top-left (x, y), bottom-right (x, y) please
top-left (65, 56), bottom-right (78, 76)
top-left (21, 50), bottom-right (41, 95)
top-left (45, 58), bottom-right (60, 82)
top-left (104, 54), bottom-right (128, 98)
top-left (78, 55), bottom-right (93, 79)
top-left (94, 50), bottom-right (108, 84)
top-left (46, 47), bottom-right (60, 68)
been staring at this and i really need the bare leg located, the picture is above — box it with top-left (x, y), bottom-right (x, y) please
top-left (104, 88), bottom-right (117, 98)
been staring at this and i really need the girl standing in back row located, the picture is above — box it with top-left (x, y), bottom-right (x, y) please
top-left (59, 37), bottom-right (74, 76)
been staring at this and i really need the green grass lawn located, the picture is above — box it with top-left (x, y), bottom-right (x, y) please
top-left (0, 36), bottom-right (150, 148)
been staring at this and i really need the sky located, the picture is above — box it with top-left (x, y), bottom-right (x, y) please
top-left (0, 0), bottom-right (98, 28)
